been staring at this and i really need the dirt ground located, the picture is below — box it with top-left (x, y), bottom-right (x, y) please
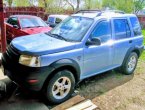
top-left (0, 60), bottom-right (145, 110)
top-left (77, 60), bottom-right (145, 110)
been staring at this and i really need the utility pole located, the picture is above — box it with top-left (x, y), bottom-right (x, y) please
top-left (0, 0), bottom-right (6, 52)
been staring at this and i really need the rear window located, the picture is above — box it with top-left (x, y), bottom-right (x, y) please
top-left (130, 17), bottom-right (141, 36)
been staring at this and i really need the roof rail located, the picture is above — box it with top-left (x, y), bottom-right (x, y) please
top-left (103, 10), bottom-right (125, 14)
top-left (75, 9), bottom-right (125, 15)
top-left (75, 9), bottom-right (101, 14)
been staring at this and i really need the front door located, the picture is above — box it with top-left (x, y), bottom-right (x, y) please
top-left (82, 20), bottom-right (114, 79)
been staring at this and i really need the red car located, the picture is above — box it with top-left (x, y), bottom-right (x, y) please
top-left (6, 15), bottom-right (52, 42)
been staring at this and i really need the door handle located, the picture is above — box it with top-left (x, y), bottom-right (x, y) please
top-left (129, 40), bottom-right (132, 43)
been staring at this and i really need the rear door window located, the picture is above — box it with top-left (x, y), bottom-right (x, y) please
top-left (130, 17), bottom-right (141, 36)
top-left (113, 19), bottom-right (131, 40)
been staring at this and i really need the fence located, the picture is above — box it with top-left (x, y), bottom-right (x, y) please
top-left (4, 7), bottom-right (48, 20)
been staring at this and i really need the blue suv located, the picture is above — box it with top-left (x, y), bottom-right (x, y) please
top-left (1, 10), bottom-right (144, 104)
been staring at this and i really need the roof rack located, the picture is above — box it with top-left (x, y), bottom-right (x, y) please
top-left (74, 9), bottom-right (125, 16)
top-left (75, 10), bottom-right (101, 14)
top-left (104, 10), bottom-right (125, 14)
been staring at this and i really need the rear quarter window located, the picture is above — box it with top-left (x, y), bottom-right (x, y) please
top-left (55, 18), bottom-right (62, 24)
top-left (130, 17), bottom-right (142, 36)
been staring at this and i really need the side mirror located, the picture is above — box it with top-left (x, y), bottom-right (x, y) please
top-left (86, 38), bottom-right (101, 46)
top-left (13, 25), bottom-right (19, 29)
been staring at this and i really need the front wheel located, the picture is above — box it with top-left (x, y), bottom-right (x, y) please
top-left (44, 70), bottom-right (75, 104)
top-left (122, 52), bottom-right (138, 75)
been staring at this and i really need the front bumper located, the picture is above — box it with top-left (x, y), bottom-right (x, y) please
top-left (1, 45), bottom-right (54, 91)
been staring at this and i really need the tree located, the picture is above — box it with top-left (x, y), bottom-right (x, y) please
top-left (84, 0), bottom-right (102, 10)
top-left (38, 0), bottom-right (54, 12)
top-left (84, 0), bottom-right (92, 9)
top-left (7, 0), bottom-right (13, 7)
top-left (13, 0), bottom-right (31, 6)
top-left (102, 0), bottom-right (134, 13)
top-left (29, 0), bottom-right (38, 6)
top-left (65, 0), bottom-right (75, 12)
top-left (76, 0), bottom-right (80, 11)
top-left (64, 0), bottom-right (81, 12)
top-left (102, 0), bottom-right (115, 9)
top-left (114, 0), bottom-right (134, 13)
top-left (134, 0), bottom-right (145, 14)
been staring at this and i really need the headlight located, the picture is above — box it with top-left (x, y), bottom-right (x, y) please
top-left (19, 55), bottom-right (41, 67)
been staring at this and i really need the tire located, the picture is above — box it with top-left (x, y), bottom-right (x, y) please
top-left (7, 40), bottom-right (11, 45)
top-left (44, 70), bottom-right (75, 104)
top-left (122, 52), bottom-right (138, 75)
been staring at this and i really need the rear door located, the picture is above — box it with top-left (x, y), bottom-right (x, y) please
top-left (112, 18), bottom-right (132, 66)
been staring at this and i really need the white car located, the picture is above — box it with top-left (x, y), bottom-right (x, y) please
top-left (47, 15), bottom-right (69, 28)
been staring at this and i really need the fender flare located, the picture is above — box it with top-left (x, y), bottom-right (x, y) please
top-left (48, 59), bottom-right (81, 83)
top-left (122, 46), bottom-right (141, 66)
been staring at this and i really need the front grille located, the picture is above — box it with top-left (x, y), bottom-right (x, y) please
top-left (3, 44), bottom-right (20, 63)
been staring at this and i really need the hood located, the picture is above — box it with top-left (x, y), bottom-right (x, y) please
top-left (11, 33), bottom-right (76, 55)
top-left (22, 26), bottom-right (52, 34)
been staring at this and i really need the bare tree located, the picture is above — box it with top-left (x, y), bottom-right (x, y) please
top-left (76, 0), bottom-right (80, 11)
top-left (65, 0), bottom-right (75, 12)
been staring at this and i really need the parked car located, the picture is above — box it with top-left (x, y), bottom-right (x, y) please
top-left (6, 15), bottom-right (52, 43)
top-left (46, 14), bottom-right (69, 28)
top-left (2, 10), bottom-right (144, 104)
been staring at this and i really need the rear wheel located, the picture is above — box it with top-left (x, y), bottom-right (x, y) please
top-left (44, 70), bottom-right (75, 104)
top-left (122, 52), bottom-right (138, 75)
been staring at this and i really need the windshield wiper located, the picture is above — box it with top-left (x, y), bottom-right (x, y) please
top-left (23, 26), bottom-right (43, 28)
top-left (23, 26), bottom-right (34, 28)
top-left (51, 33), bottom-right (68, 41)
top-left (35, 26), bottom-right (44, 27)
top-left (45, 32), bottom-right (74, 42)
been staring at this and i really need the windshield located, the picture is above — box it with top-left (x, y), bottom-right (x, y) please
top-left (20, 17), bottom-right (48, 28)
top-left (50, 16), bottom-right (94, 42)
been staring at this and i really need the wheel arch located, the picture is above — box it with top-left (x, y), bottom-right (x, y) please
top-left (132, 49), bottom-right (140, 57)
top-left (122, 46), bottom-right (140, 66)
top-left (42, 59), bottom-right (81, 90)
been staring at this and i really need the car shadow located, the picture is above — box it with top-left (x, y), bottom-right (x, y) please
top-left (0, 78), bottom-right (51, 110)
top-left (76, 70), bottom-right (134, 99)
top-left (0, 70), bottom-right (134, 109)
